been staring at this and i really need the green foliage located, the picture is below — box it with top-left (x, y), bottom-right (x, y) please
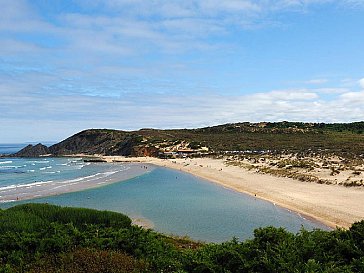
top-left (25, 248), bottom-right (148, 273)
top-left (0, 203), bottom-right (131, 233)
top-left (314, 122), bottom-right (364, 134)
top-left (188, 141), bottom-right (202, 149)
top-left (276, 159), bottom-right (316, 169)
top-left (155, 125), bottom-right (364, 157)
top-left (1, 203), bottom-right (364, 272)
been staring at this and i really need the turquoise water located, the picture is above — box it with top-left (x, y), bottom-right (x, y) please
top-left (0, 157), bottom-right (130, 190)
top-left (1, 163), bottom-right (328, 242)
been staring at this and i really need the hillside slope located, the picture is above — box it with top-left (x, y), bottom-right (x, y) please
top-left (11, 122), bottom-right (364, 157)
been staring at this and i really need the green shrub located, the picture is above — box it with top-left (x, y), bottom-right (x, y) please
top-left (1, 204), bottom-right (364, 272)
top-left (6, 203), bottom-right (131, 230)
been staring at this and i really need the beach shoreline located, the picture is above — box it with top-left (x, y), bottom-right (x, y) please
top-left (0, 162), bottom-right (154, 204)
top-left (102, 156), bottom-right (364, 229)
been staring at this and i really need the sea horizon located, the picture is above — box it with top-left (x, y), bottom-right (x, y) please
top-left (0, 143), bottom-right (57, 155)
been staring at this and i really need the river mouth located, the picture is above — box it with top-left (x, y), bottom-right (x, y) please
top-left (1, 160), bottom-right (329, 243)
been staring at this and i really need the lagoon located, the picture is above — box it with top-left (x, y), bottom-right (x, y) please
top-left (1, 162), bottom-right (328, 242)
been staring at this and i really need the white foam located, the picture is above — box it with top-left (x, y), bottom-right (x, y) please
top-left (64, 171), bottom-right (118, 184)
top-left (0, 168), bottom-right (122, 199)
top-left (79, 163), bottom-right (90, 169)
top-left (0, 161), bottom-right (12, 164)
top-left (26, 160), bottom-right (49, 164)
top-left (0, 165), bottom-right (21, 169)
top-left (68, 158), bottom-right (82, 162)
top-left (0, 180), bottom-right (54, 191)
top-left (52, 185), bottom-right (67, 190)
top-left (72, 165), bottom-right (85, 170)
top-left (0, 199), bottom-right (17, 203)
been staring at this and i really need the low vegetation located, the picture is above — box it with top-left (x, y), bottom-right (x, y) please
top-left (1, 203), bottom-right (364, 272)
top-left (137, 122), bottom-right (364, 158)
top-left (11, 121), bottom-right (364, 158)
top-left (224, 153), bottom-right (364, 186)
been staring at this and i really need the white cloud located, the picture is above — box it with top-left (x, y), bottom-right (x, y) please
top-left (0, 39), bottom-right (41, 54)
top-left (1, 0), bottom-right (363, 58)
top-left (251, 90), bottom-right (319, 101)
top-left (86, 0), bottom-right (354, 18)
top-left (340, 91), bottom-right (364, 103)
top-left (305, 78), bottom-right (328, 84)
top-left (1, 0), bottom-right (364, 142)
top-left (199, 0), bottom-right (261, 14)
top-left (343, 0), bottom-right (364, 8)
top-left (359, 78), bottom-right (364, 89)
top-left (2, 80), bottom-right (364, 142)
top-left (314, 88), bottom-right (349, 94)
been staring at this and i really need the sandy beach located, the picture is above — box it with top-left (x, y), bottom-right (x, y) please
top-left (104, 156), bottom-right (364, 229)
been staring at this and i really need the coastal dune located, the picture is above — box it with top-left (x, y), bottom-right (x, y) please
top-left (104, 156), bottom-right (364, 229)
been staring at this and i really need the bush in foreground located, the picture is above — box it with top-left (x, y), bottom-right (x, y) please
top-left (0, 203), bottom-right (363, 272)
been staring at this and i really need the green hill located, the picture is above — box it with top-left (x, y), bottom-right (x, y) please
top-left (11, 122), bottom-right (364, 158)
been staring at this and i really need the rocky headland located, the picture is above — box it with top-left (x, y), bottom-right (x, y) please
top-left (11, 143), bottom-right (50, 157)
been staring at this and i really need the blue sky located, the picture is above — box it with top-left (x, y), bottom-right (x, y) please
top-left (1, 0), bottom-right (364, 143)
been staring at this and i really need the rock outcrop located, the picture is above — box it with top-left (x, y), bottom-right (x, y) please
top-left (133, 146), bottom-right (159, 157)
top-left (12, 143), bottom-right (50, 157)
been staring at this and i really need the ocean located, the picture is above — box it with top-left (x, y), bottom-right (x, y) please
top-left (0, 143), bottom-right (28, 155)
top-left (0, 143), bottom-right (328, 242)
